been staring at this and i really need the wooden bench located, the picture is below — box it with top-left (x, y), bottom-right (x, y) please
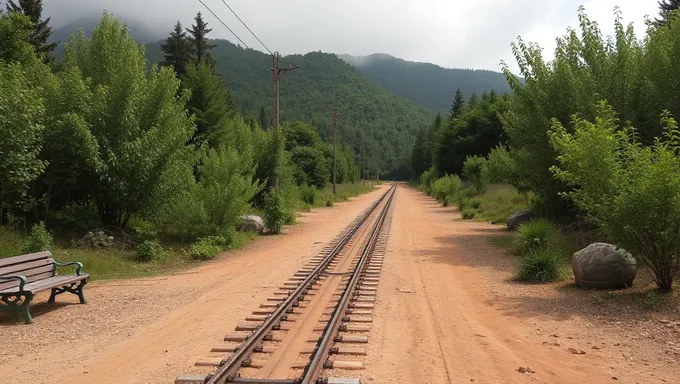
top-left (0, 251), bottom-right (89, 323)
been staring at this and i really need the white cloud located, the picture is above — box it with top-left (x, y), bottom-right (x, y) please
top-left (39, 0), bottom-right (663, 72)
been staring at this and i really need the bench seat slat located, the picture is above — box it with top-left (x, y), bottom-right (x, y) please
top-left (0, 274), bottom-right (89, 295)
top-left (0, 258), bottom-right (53, 276)
top-left (0, 252), bottom-right (52, 268)
top-left (23, 264), bottom-right (57, 282)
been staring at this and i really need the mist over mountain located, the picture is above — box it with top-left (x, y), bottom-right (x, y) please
top-left (339, 54), bottom-right (512, 112)
top-left (49, 16), bottom-right (165, 52)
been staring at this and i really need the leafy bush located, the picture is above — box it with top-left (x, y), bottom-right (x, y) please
top-left (469, 198), bottom-right (481, 209)
top-left (513, 218), bottom-right (558, 254)
top-left (325, 200), bottom-right (334, 207)
top-left (300, 183), bottom-right (316, 206)
top-left (463, 155), bottom-right (488, 193)
top-left (22, 222), bottom-right (52, 253)
top-left (431, 174), bottom-right (462, 205)
top-left (136, 240), bottom-right (163, 262)
top-left (188, 236), bottom-right (225, 260)
top-left (264, 191), bottom-right (286, 234)
top-left (485, 145), bottom-right (514, 184)
top-left (550, 104), bottom-right (680, 291)
top-left (461, 209), bottom-right (475, 220)
top-left (419, 166), bottom-right (438, 195)
top-left (514, 248), bottom-right (564, 283)
top-left (48, 202), bottom-right (99, 235)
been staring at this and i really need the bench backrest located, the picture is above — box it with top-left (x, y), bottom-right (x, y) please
top-left (0, 251), bottom-right (56, 291)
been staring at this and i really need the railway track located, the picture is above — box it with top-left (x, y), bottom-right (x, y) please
top-left (175, 184), bottom-right (396, 384)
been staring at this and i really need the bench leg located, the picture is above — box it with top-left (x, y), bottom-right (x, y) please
top-left (48, 280), bottom-right (88, 305)
top-left (21, 294), bottom-right (34, 324)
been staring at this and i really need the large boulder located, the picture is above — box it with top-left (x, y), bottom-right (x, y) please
top-left (506, 210), bottom-right (533, 231)
top-left (572, 243), bottom-right (637, 289)
top-left (238, 215), bottom-right (265, 233)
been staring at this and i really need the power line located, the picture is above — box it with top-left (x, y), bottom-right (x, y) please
top-left (196, 0), bottom-right (250, 49)
top-left (218, 0), bottom-right (273, 55)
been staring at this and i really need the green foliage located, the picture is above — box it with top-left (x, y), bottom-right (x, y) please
top-left (643, 291), bottom-right (661, 310)
top-left (299, 183), bottom-right (316, 206)
top-left (513, 219), bottom-right (558, 254)
top-left (290, 146), bottom-right (331, 189)
top-left (22, 221), bottom-right (51, 253)
top-left (340, 54), bottom-right (511, 113)
top-left (183, 61), bottom-right (235, 148)
top-left (419, 166), bottom-right (438, 195)
top-left (463, 155), bottom-right (488, 193)
top-left (160, 21), bottom-right (193, 77)
top-left (185, 12), bottom-right (216, 65)
top-left (0, 59), bottom-right (47, 221)
top-left (500, 7), bottom-right (680, 217)
top-left (0, 11), bottom-right (36, 62)
top-left (431, 174), bottom-right (462, 205)
top-left (550, 104), bottom-right (680, 291)
top-left (325, 200), bottom-right (334, 207)
top-left (264, 191), bottom-right (286, 234)
top-left (156, 142), bottom-right (259, 240)
top-left (44, 12), bottom-right (195, 227)
top-left (188, 236), bottom-right (225, 261)
top-left (136, 240), bottom-right (163, 262)
top-left (472, 184), bottom-right (532, 223)
top-left (485, 145), bottom-right (514, 184)
top-left (5, 0), bottom-right (57, 64)
top-left (514, 248), bottom-right (565, 283)
top-left (461, 209), bottom-right (475, 220)
top-left (145, 44), bottom-right (434, 179)
top-left (656, 1), bottom-right (680, 26)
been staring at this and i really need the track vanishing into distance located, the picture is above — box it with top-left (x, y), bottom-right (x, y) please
top-left (176, 184), bottom-right (397, 384)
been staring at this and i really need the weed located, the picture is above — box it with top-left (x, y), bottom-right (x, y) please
top-left (136, 240), bottom-right (163, 262)
top-left (22, 222), bottom-right (53, 253)
top-left (325, 200), bottom-right (334, 207)
top-left (514, 248), bottom-right (565, 283)
top-left (462, 208), bottom-right (476, 220)
top-left (189, 236), bottom-right (225, 261)
top-left (513, 218), bottom-right (558, 254)
top-left (643, 291), bottom-right (661, 311)
top-left (264, 191), bottom-right (286, 234)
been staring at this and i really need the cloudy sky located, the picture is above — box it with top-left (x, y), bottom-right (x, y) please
top-left (38, 0), bottom-right (661, 72)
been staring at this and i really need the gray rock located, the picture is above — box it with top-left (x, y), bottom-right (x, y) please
top-left (572, 243), bottom-right (636, 289)
top-left (239, 215), bottom-right (265, 233)
top-left (506, 210), bottom-right (533, 231)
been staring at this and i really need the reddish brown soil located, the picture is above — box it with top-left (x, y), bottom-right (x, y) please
top-left (2, 184), bottom-right (679, 384)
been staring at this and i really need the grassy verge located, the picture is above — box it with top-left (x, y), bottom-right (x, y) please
top-left (0, 227), bottom-right (258, 281)
top-left (471, 184), bottom-right (533, 223)
top-left (314, 182), bottom-right (376, 207)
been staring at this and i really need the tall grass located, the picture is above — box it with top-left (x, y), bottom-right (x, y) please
top-left (471, 184), bottom-right (533, 223)
top-left (514, 248), bottom-right (566, 283)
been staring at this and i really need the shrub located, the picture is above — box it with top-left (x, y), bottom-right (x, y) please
top-left (469, 198), bottom-right (481, 209)
top-left (485, 145), bottom-right (514, 184)
top-left (550, 104), bottom-right (680, 291)
top-left (189, 236), bottom-right (225, 260)
top-left (419, 166), bottom-right (438, 195)
top-left (325, 200), bottom-right (334, 207)
top-left (136, 240), bottom-right (162, 262)
top-left (300, 183), bottom-right (316, 206)
top-left (461, 209), bottom-right (475, 220)
top-left (513, 218), bottom-right (558, 254)
top-left (22, 222), bottom-right (53, 253)
top-left (463, 155), bottom-right (488, 193)
top-left (514, 248), bottom-right (564, 283)
top-left (431, 174), bottom-right (462, 205)
top-left (264, 191), bottom-right (286, 234)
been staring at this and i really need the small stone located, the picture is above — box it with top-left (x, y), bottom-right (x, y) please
top-left (660, 319), bottom-right (670, 324)
top-left (612, 377), bottom-right (618, 380)
top-left (549, 334), bottom-right (559, 338)
top-left (527, 367), bottom-right (535, 374)
top-left (568, 347), bottom-right (586, 355)
top-left (518, 367), bottom-right (527, 373)
top-left (592, 345), bottom-right (601, 350)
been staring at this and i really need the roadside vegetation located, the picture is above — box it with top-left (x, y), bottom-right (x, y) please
top-left (0, 8), bottom-right (375, 278)
top-left (412, 6), bottom-right (680, 293)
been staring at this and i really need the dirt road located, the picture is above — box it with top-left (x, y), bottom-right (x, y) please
top-left (2, 184), bottom-right (678, 384)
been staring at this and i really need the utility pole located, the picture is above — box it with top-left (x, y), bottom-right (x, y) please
top-left (270, 51), bottom-right (298, 191)
top-left (330, 110), bottom-right (345, 195)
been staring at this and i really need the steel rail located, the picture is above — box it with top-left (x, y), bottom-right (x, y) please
top-left (204, 185), bottom-right (395, 384)
top-left (301, 184), bottom-right (396, 384)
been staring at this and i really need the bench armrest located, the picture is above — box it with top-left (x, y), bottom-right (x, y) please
top-left (53, 261), bottom-right (84, 276)
top-left (0, 275), bottom-right (27, 291)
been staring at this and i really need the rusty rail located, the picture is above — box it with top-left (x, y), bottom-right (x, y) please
top-left (203, 185), bottom-right (396, 384)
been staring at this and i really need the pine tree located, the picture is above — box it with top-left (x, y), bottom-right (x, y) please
top-left (448, 88), bottom-right (464, 121)
top-left (656, 0), bottom-right (680, 26)
top-left (186, 12), bottom-right (216, 65)
top-left (160, 21), bottom-right (194, 77)
top-left (5, 0), bottom-right (57, 64)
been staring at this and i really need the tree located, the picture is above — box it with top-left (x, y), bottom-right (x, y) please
top-left (656, 0), bottom-right (680, 26)
top-left (161, 21), bottom-right (193, 78)
top-left (183, 61), bottom-right (235, 148)
top-left (49, 12), bottom-right (196, 227)
top-left (448, 88), bottom-right (464, 121)
top-left (5, 0), bottom-right (57, 64)
top-left (186, 12), bottom-right (216, 65)
top-left (259, 106), bottom-right (268, 130)
top-left (0, 10), bottom-right (35, 62)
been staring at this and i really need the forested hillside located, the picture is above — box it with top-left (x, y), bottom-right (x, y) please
top-left (146, 40), bottom-right (433, 179)
top-left (340, 53), bottom-right (511, 112)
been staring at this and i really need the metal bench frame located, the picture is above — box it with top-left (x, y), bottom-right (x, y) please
top-left (0, 252), bottom-right (89, 324)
